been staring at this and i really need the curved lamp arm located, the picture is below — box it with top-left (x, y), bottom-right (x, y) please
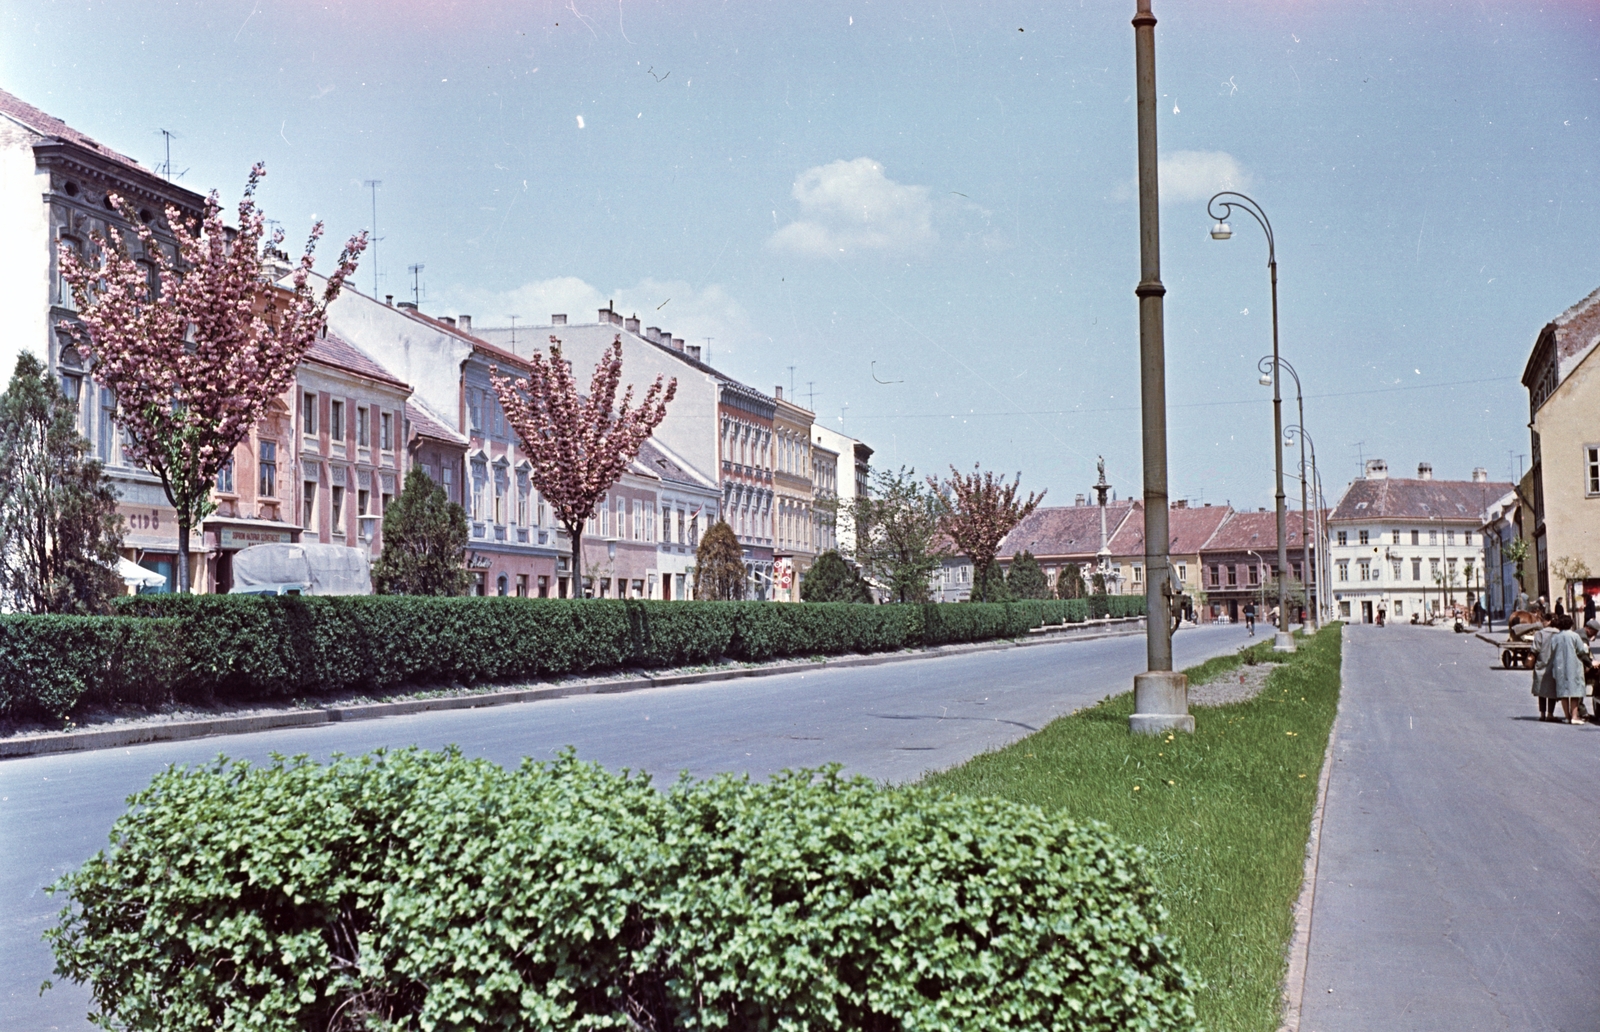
top-left (1208, 191), bottom-right (1275, 267)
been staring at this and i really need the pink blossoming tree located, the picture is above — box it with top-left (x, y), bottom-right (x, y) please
top-left (491, 336), bottom-right (675, 591)
top-left (930, 465), bottom-right (1045, 603)
top-left (60, 164), bottom-right (366, 593)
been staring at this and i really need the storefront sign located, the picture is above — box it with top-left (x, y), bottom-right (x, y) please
top-left (220, 527), bottom-right (295, 549)
top-left (468, 552), bottom-right (494, 569)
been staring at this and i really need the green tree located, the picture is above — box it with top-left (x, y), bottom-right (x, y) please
top-left (1056, 562), bottom-right (1086, 600)
top-left (0, 354), bottom-right (124, 613)
top-left (694, 520), bottom-right (746, 600)
top-left (1091, 571), bottom-right (1107, 594)
top-left (852, 467), bottom-right (949, 604)
top-left (372, 468), bottom-right (469, 595)
top-left (971, 560), bottom-right (1012, 603)
top-left (1006, 550), bottom-right (1051, 600)
top-left (801, 549), bottom-right (873, 603)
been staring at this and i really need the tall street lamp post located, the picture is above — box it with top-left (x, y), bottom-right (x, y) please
top-left (1289, 426), bottom-right (1326, 625)
top-left (1209, 191), bottom-right (1294, 653)
top-left (1127, 0), bottom-right (1191, 735)
top-left (1279, 385), bottom-right (1315, 632)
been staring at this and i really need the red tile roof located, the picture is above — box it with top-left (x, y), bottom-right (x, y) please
top-left (405, 399), bottom-right (467, 446)
top-left (1329, 477), bottom-right (1511, 523)
top-left (1201, 510), bottom-right (1318, 553)
top-left (0, 87), bottom-right (152, 175)
top-left (304, 332), bottom-right (410, 390)
top-left (1106, 502), bottom-right (1236, 558)
top-left (998, 502), bottom-right (1135, 560)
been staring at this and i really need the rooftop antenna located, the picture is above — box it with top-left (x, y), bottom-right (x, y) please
top-left (1353, 439), bottom-right (1367, 476)
top-left (407, 263), bottom-right (425, 307)
top-left (704, 337), bottom-right (713, 366)
top-left (508, 315), bottom-right (519, 349)
top-left (363, 180), bottom-right (382, 297)
top-left (805, 381), bottom-right (818, 410)
top-left (154, 129), bottom-right (187, 182)
top-left (787, 364), bottom-right (796, 399)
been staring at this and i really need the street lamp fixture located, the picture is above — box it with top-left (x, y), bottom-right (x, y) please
top-left (1211, 189), bottom-right (1294, 653)
top-left (1210, 221), bottom-right (1233, 240)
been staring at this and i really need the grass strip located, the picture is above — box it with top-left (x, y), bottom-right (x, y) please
top-left (925, 623), bottom-right (1342, 1032)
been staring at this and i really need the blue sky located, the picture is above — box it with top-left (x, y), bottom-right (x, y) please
top-left (4, 0), bottom-right (1596, 508)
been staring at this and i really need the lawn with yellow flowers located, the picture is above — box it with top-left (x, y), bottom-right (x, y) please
top-left (925, 623), bottom-right (1342, 1032)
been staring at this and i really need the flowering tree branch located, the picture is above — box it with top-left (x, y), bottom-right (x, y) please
top-left (60, 164), bottom-right (366, 592)
top-left (491, 335), bottom-right (675, 591)
top-left (930, 465), bottom-right (1045, 602)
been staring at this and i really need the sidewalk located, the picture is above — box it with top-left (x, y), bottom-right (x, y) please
top-left (1298, 624), bottom-right (1600, 1031)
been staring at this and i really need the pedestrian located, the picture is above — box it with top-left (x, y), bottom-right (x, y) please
top-left (1541, 614), bottom-right (1592, 724)
top-left (1584, 619), bottom-right (1600, 722)
top-left (1532, 618), bottom-right (1560, 721)
top-left (1585, 592), bottom-right (1596, 627)
top-left (1377, 602), bottom-right (1387, 627)
top-left (1515, 589), bottom-right (1530, 614)
top-left (1555, 598), bottom-right (1566, 619)
top-left (1244, 601), bottom-right (1256, 637)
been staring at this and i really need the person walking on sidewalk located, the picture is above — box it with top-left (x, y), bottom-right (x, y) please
top-left (1532, 619), bottom-right (1560, 721)
top-left (1244, 601), bottom-right (1256, 637)
top-left (1536, 614), bottom-right (1592, 724)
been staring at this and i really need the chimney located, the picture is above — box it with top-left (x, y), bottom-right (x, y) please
top-left (611, 310), bottom-right (624, 326)
top-left (1171, 499), bottom-right (1187, 509)
top-left (625, 315), bottom-right (641, 334)
top-left (686, 345), bottom-right (702, 361)
top-left (1075, 493), bottom-right (1086, 506)
top-left (398, 301), bottom-right (418, 311)
top-left (440, 316), bottom-right (456, 327)
top-left (645, 326), bottom-right (661, 342)
top-left (1472, 467), bottom-right (1488, 482)
top-left (1417, 462), bottom-right (1433, 481)
top-left (458, 315), bottom-right (472, 331)
top-left (672, 337), bottom-right (685, 352)
top-left (385, 295), bottom-right (394, 306)
top-left (1365, 458), bottom-right (1388, 480)
top-left (552, 313), bottom-right (567, 325)
top-left (775, 386), bottom-right (783, 400)
top-left (598, 307), bottom-right (612, 323)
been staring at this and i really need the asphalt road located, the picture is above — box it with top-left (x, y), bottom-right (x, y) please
top-left (2, 624), bottom-right (1240, 1031)
top-left (1301, 625), bottom-right (1600, 1031)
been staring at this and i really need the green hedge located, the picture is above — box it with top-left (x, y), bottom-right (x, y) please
top-left (0, 595), bottom-right (1146, 720)
top-left (46, 749), bottom-right (1198, 1032)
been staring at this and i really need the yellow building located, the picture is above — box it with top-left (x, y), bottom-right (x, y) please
top-left (1522, 284), bottom-right (1600, 609)
top-left (771, 387), bottom-right (817, 601)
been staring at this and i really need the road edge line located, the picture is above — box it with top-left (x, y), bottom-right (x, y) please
top-left (1278, 623), bottom-right (1343, 1032)
top-left (1, 621), bottom-right (1153, 761)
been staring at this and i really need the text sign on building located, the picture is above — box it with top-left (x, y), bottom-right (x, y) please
top-left (220, 527), bottom-right (294, 549)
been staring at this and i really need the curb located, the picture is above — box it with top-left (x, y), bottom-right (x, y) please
top-left (1278, 624), bottom-right (1343, 1032)
top-left (0, 618), bottom-right (1149, 761)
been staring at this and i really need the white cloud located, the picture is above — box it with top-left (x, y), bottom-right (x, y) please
top-left (434, 275), bottom-right (757, 356)
top-left (768, 157), bottom-right (936, 256)
top-left (1112, 150), bottom-right (1252, 204)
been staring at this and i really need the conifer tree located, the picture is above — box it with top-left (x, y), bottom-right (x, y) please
top-left (0, 354), bottom-right (124, 613)
top-left (1056, 562), bottom-right (1087, 600)
top-left (372, 468), bottom-right (469, 595)
top-left (971, 560), bottom-right (1012, 603)
top-left (801, 549), bottom-right (873, 603)
top-left (694, 520), bottom-right (747, 600)
top-left (1006, 550), bottom-right (1051, 600)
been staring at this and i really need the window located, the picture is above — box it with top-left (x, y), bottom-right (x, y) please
top-left (678, 509), bottom-right (686, 544)
top-left (1464, 531), bottom-right (1473, 546)
top-left (1133, 564), bottom-right (1143, 584)
top-left (1430, 558), bottom-right (1440, 580)
top-left (1393, 601), bottom-right (1404, 616)
top-left (1446, 529), bottom-right (1455, 545)
top-left (497, 574), bottom-right (508, 597)
top-left (1358, 560), bottom-right (1371, 581)
top-left (1337, 560), bottom-right (1349, 582)
top-left (259, 442), bottom-right (277, 496)
top-left (662, 506), bottom-right (673, 543)
top-left (633, 500), bottom-right (643, 540)
top-left (1340, 600), bottom-right (1351, 618)
top-left (616, 497), bottom-right (627, 539)
top-left (331, 485), bottom-right (344, 532)
top-left (303, 483), bottom-right (317, 529)
top-left (1337, 531), bottom-right (1348, 546)
top-left (1177, 563), bottom-right (1187, 583)
top-left (1428, 529), bottom-right (1438, 545)
top-left (1227, 564), bottom-right (1237, 587)
top-left (358, 488), bottom-right (370, 517)
top-left (537, 575), bottom-right (549, 597)
top-left (518, 485), bottom-right (529, 525)
top-left (303, 392), bottom-right (317, 435)
top-left (1247, 563), bottom-right (1259, 586)
top-left (1393, 530), bottom-right (1402, 545)
top-left (1411, 529), bottom-right (1420, 545)
top-left (516, 574), bottom-right (528, 597)
top-left (1209, 564), bottom-right (1220, 588)
top-left (493, 483), bottom-right (504, 524)
top-left (1412, 557), bottom-right (1422, 581)
top-left (1358, 530), bottom-right (1369, 545)
top-left (216, 458), bottom-right (234, 494)
top-left (98, 387), bottom-right (115, 462)
top-left (381, 412), bottom-right (394, 450)
top-left (1585, 444), bottom-right (1600, 496)
top-left (468, 391), bottom-right (482, 432)
top-left (1392, 559), bottom-right (1402, 579)
top-left (330, 400), bottom-right (344, 442)
top-left (1447, 558), bottom-right (1457, 581)
top-left (357, 407), bottom-right (369, 446)
top-left (381, 490), bottom-right (393, 513)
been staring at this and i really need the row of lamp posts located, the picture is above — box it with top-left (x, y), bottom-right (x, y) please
top-left (1128, 0), bottom-right (1323, 734)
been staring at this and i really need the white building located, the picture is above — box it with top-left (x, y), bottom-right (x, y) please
top-left (811, 424), bottom-right (872, 557)
top-left (1326, 460), bottom-right (1511, 623)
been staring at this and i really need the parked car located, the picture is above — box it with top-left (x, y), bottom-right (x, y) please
top-left (229, 543), bottom-right (372, 596)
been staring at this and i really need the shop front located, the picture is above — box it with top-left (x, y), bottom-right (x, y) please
top-left (117, 500), bottom-right (203, 594)
top-left (203, 518), bottom-right (303, 594)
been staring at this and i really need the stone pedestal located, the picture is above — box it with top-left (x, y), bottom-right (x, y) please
top-left (1273, 630), bottom-right (1297, 653)
top-left (1129, 670), bottom-right (1194, 735)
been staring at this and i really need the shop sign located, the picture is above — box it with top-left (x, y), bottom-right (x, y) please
top-left (468, 552), bottom-right (493, 569)
top-left (775, 557), bottom-right (795, 591)
top-left (220, 527), bottom-right (294, 549)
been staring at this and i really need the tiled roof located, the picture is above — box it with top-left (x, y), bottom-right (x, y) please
top-left (1201, 510), bottom-right (1318, 553)
top-left (405, 399), bottom-right (467, 446)
top-left (1329, 477), bottom-right (1511, 523)
top-left (636, 438), bottom-right (717, 491)
top-left (305, 331), bottom-right (410, 390)
top-left (998, 502), bottom-right (1135, 560)
top-left (0, 87), bottom-right (151, 175)
top-left (399, 307), bottom-right (531, 371)
top-left (1106, 502), bottom-right (1235, 558)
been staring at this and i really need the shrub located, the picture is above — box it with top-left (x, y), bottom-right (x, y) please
top-left (46, 750), bottom-right (1200, 1032)
top-left (800, 549), bottom-right (873, 604)
top-left (694, 520), bottom-right (745, 600)
top-left (0, 614), bottom-right (184, 720)
top-left (1006, 550), bottom-right (1052, 599)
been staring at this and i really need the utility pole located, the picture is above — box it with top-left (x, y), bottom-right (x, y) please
top-left (407, 263), bottom-right (425, 307)
top-left (704, 337), bottom-right (713, 366)
top-left (1127, 0), bottom-right (1189, 735)
top-left (363, 180), bottom-right (382, 298)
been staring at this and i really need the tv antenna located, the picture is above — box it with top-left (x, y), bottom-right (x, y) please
top-left (154, 129), bottom-right (188, 182)
top-left (363, 180), bottom-right (382, 297)
top-left (787, 364), bottom-right (796, 399)
top-left (407, 263), bottom-right (425, 307)
top-left (805, 381), bottom-right (818, 410)
top-left (508, 315), bottom-right (520, 348)
top-left (703, 337), bottom-right (713, 366)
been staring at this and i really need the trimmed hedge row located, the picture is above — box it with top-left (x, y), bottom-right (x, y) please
top-left (47, 749), bottom-right (1199, 1032)
top-left (1, 594), bottom-right (1146, 720)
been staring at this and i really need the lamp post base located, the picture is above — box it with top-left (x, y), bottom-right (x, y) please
top-left (1273, 630), bottom-right (1297, 653)
top-left (1129, 671), bottom-right (1194, 735)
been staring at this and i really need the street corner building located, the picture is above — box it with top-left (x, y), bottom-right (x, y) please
top-left (1326, 459), bottom-right (1509, 624)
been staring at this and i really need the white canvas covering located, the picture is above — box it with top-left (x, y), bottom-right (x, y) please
top-left (115, 557), bottom-right (168, 588)
top-left (230, 543), bottom-right (372, 596)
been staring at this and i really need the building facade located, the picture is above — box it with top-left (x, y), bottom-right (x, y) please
top-left (1325, 460), bottom-right (1509, 623)
top-left (1197, 509), bottom-right (1314, 624)
top-left (771, 388), bottom-right (817, 602)
top-left (1521, 284), bottom-right (1600, 611)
